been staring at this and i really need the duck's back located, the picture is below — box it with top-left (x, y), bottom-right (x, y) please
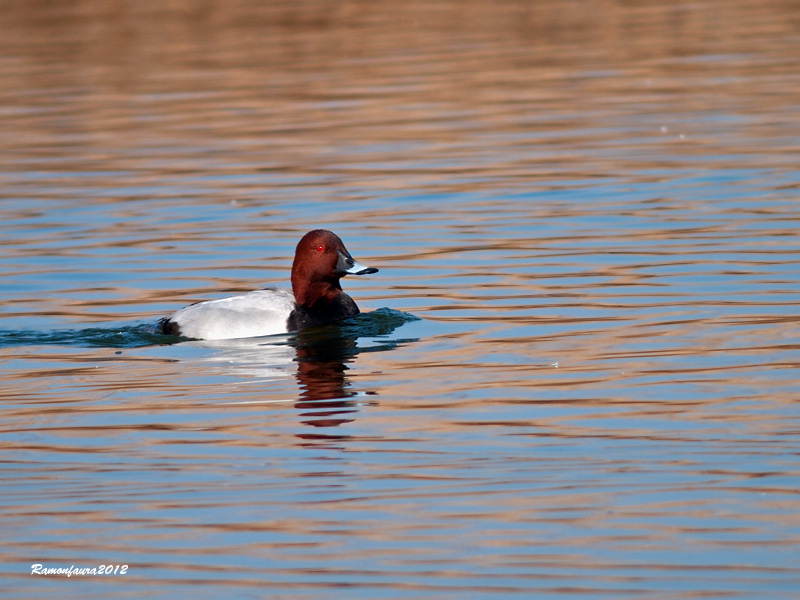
top-left (162, 288), bottom-right (296, 340)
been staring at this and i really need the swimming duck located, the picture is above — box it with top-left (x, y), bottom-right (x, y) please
top-left (160, 229), bottom-right (378, 340)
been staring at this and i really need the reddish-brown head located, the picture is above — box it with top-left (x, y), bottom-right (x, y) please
top-left (290, 230), bottom-right (377, 307)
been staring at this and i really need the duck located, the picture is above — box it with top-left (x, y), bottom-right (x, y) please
top-left (159, 229), bottom-right (378, 340)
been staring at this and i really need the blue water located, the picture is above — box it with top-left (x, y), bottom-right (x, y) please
top-left (2, 1), bottom-right (800, 598)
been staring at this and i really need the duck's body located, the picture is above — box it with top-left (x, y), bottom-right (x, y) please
top-left (160, 230), bottom-right (377, 340)
top-left (160, 288), bottom-right (296, 339)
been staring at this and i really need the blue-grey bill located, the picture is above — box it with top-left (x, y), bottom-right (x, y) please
top-left (347, 260), bottom-right (379, 275)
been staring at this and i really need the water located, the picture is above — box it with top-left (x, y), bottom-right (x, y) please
top-left (2, 0), bottom-right (800, 597)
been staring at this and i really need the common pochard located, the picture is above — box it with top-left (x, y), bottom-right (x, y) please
top-left (159, 229), bottom-right (378, 340)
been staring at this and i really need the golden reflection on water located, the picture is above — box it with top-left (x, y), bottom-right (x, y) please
top-left (3, 0), bottom-right (800, 188)
top-left (1, 0), bottom-right (800, 597)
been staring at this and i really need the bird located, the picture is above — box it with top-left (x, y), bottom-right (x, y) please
top-left (159, 229), bottom-right (378, 340)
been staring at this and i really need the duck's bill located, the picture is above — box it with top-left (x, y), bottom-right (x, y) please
top-left (349, 262), bottom-right (379, 275)
top-left (337, 250), bottom-right (379, 276)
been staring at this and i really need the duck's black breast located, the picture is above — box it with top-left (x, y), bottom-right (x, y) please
top-left (287, 294), bottom-right (360, 331)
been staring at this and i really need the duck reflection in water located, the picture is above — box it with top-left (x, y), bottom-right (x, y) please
top-left (187, 308), bottom-right (418, 429)
top-left (290, 309), bottom-right (418, 429)
top-left (292, 325), bottom-right (369, 428)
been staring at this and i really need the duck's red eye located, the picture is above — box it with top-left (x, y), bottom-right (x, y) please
top-left (316, 245), bottom-right (325, 252)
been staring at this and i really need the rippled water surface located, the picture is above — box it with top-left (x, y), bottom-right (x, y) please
top-left (2, 0), bottom-right (800, 597)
